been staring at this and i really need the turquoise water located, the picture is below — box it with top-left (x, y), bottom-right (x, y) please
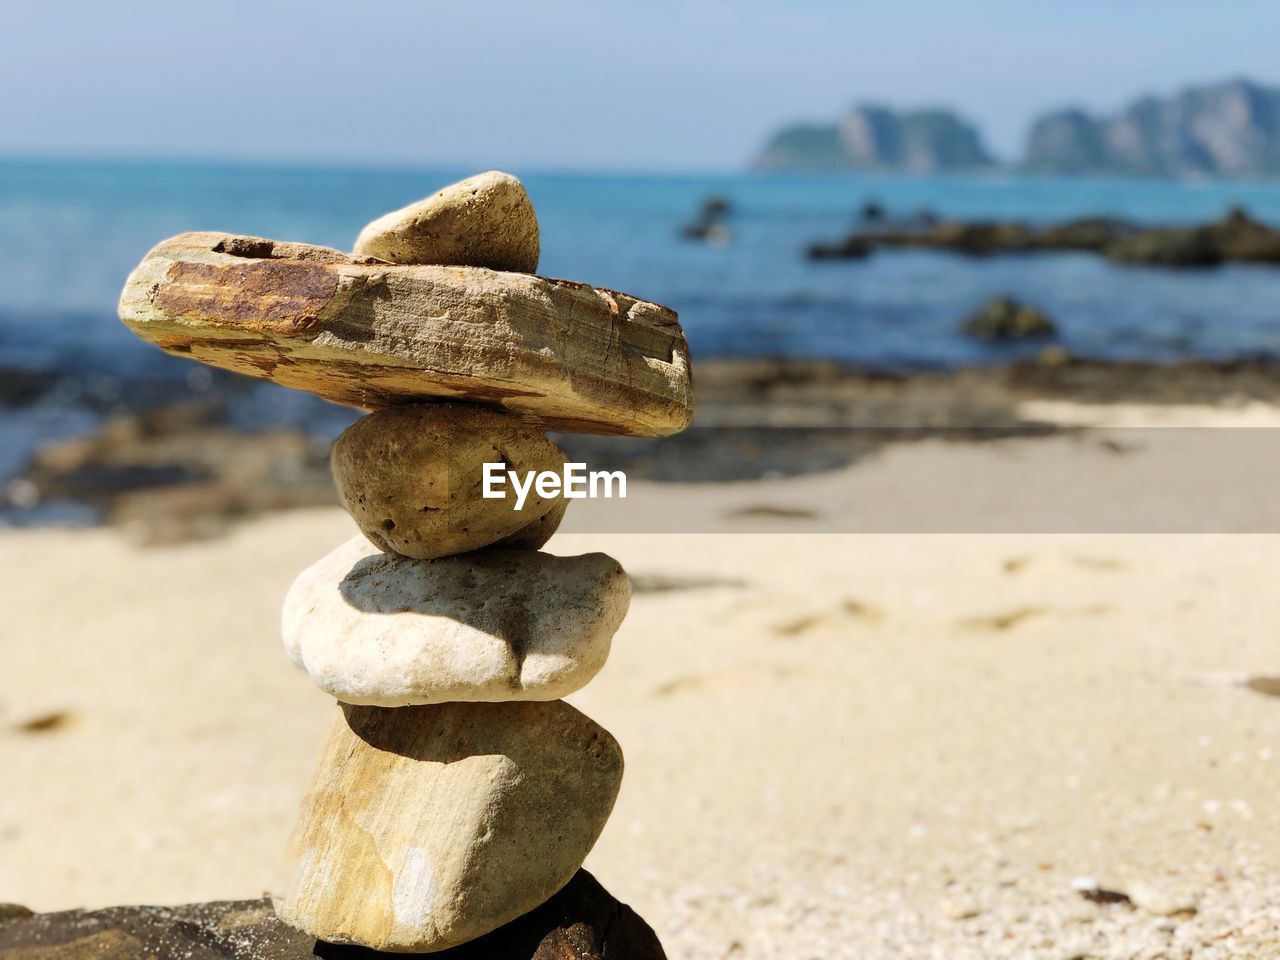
top-left (6, 159), bottom-right (1280, 372)
top-left (3, 158), bottom-right (1280, 503)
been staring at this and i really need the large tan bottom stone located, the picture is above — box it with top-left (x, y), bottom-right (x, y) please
top-left (274, 701), bottom-right (624, 953)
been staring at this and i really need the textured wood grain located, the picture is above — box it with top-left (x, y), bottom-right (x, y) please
top-left (117, 233), bottom-right (692, 436)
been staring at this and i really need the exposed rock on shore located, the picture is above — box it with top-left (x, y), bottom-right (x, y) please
top-left (13, 401), bottom-right (340, 543)
top-left (961, 297), bottom-right (1057, 341)
top-left (11, 356), bottom-right (1280, 537)
top-left (0, 871), bottom-right (662, 959)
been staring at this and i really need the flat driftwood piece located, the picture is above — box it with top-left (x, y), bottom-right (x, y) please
top-left (0, 871), bottom-right (665, 958)
top-left (117, 232), bottom-right (693, 436)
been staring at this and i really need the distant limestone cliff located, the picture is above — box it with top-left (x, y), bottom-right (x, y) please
top-left (754, 104), bottom-right (995, 173)
top-left (1025, 79), bottom-right (1280, 177)
top-left (758, 80), bottom-right (1280, 179)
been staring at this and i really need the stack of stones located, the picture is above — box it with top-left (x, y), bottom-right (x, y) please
top-left (117, 173), bottom-right (692, 955)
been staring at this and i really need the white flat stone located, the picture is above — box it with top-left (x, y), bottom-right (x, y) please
top-left (281, 536), bottom-right (630, 706)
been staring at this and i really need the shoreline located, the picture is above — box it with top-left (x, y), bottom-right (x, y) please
top-left (5, 354), bottom-right (1280, 542)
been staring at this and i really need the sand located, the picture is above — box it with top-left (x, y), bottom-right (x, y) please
top-left (2, 400), bottom-right (1279, 959)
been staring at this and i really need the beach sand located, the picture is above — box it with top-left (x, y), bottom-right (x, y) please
top-left (2, 400), bottom-right (1279, 959)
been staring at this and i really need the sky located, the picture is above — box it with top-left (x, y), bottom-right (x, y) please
top-left (3, 0), bottom-right (1279, 171)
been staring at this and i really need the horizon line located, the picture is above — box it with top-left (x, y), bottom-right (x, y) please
top-left (0, 148), bottom-right (746, 180)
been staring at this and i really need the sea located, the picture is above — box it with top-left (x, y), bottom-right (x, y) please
top-left (3, 158), bottom-right (1280, 505)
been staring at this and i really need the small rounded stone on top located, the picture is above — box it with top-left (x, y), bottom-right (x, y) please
top-left (353, 170), bottom-right (540, 274)
top-left (332, 403), bottom-right (568, 560)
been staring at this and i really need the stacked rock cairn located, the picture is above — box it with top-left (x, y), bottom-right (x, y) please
top-left (117, 172), bottom-right (693, 955)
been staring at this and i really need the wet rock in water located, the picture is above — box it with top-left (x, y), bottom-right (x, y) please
top-left (818, 219), bottom-right (1039, 258)
top-left (352, 171), bottom-right (540, 274)
top-left (118, 232), bottom-right (692, 437)
top-left (0, 874), bottom-right (665, 959)
top-left (1105, 227), bottom-right (1225, 267)
top-left (0, 369), bottom-right (62, 408)
top-left (1037, 216), bottom-right (1130, 251)
top-left (680, 195), bottom-right (733, 243)
top-left (282, 536), bottom-right (630, 706)
top-left (276, 701), bottom-right (624, 952)
top-left (1208, 205), bottom-right (1280, 262)
top-left (930, 220), bottom-right (1037, 255)
top-left (805, 207), bottom-right (1280, 267)
top-left (332, 403), bottom-right (568, 560)
top-left (962, 297), bottom-right (1058, 341)
top-left (914, 206), bottom-right (940, 227)
top-left (699, 195), bottom-right (732, 219)
top-left (806, 235), bottom-right (873, 260)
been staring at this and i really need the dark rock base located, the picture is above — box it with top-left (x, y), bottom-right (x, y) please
top-left (0, 870), bottom-right (665, 960)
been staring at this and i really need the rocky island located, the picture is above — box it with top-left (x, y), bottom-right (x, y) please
top-left (754, 104), bottom-right (995, 172)
top-left (1025, 78), bottom-right (1280, 178)
top-left (759, 78), bottom-right (1280, 179)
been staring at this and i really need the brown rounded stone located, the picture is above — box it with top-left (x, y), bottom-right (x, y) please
top-left (332, 403), bottom-right (568, 560)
